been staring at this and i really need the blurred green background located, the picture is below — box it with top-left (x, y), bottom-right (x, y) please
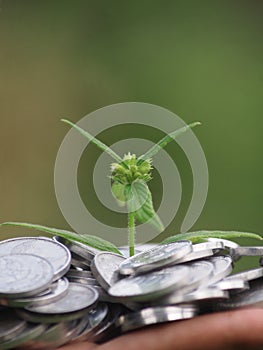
top-left (0, 1), bottom-right (262, 268)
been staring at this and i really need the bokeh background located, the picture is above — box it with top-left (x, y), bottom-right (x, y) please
top-left (1, 1), bottom-right (262, 268)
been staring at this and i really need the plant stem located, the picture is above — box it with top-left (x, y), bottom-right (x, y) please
top-left (128, 212), bottom-right (135, 256)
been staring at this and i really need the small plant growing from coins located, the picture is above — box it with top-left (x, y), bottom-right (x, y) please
top-left (61, 120), bottom-right (200, 256)
top-left (1, 120), bottom-right (262, 256)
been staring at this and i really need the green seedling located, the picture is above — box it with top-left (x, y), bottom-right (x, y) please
top-left (1, 120), bottom-right (262, 255)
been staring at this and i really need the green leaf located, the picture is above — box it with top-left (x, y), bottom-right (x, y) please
top-left (125, 181), bottom-right (164, 232)
top-left (138, 122), bottom-right (201, 163)
top-left (0, 222), bottom-right (121, 254)
top-left (111, 182), bottom-right (126, 206)
top-left (161, 230), bottom-right (263, 244)
top-left (61, 119), bottom-right (123, 164)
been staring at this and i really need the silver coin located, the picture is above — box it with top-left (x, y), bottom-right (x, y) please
top-left (207, 238), bottom-right (239, 250)
top-left (109, 264), bottom-right (192, 302)
top-left (118, 241), bottom-right (192, 275)
top-left (206, 255), bottom-right (233, 285)
top-left (224, 266), bottom-right (263, 282)
top-left (0, 308), bottom-right (27, 342)
top-left (127, 261), bottom-right (213, 306)
top-left (156, 287), bottom-right (229, 306)
top-left (0, 254), bottom-right (54, 298)
top-left (26, 283), bottom-right (98, 314)
top-left (0, 237), bottom-right (71, 280)
top-left (118, 244), bottom-right (158, 258)
top-left (174, 241), bottom-right (223, 264)
top-left (117, 305), bottom-right (197, 332)
top-left (17, 307), bottom-right (88, 324)
top-left (73, 303), bottom-right (109, 342)
top-left (35, 287), bottom-right (52, 297)
top-left (185, 287), bottom-right (229, 303)
top-left (67, 276), bottom-right (99, 285)
top-left (207, 238), bottom-right (240, 261)
top-left (66, 269), bottom-right (93, 279)
top-left (151, 260), bottom-right (224, 306)
top-left (91, 305), bottom-right (122, 343)
top-left (27, 320), bottom-right (82, 349)
top-left (0, 323), bottom-right (47, 350)
top-left (91, 252), bottom-right (126, 290)
top-left (212, 278), bottom-right (249, 293)
top-left (233, 246), bottom-right (263, 257)
top-left (5, 278), bottom-right (69, 308)
top-left (217, 279), bottom-right (263, 310)
top-left (94, 286), bottom-right (122, 304)
top-left (54, 235), bottom-right (99, 260)
top-left (121, 300), bottom-right (147, 311)
top-left (70, 251), bottom-right (93, 264)
top-left (71, 253), bottom-right (92, 270)
top-left (177, 260), bottom-right (214, 293)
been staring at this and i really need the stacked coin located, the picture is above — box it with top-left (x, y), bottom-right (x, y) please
top-left (0, 236), bottom-right (263, 348)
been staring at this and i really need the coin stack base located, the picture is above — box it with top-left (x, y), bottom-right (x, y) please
top-left (0, 236), bottom-right (263, 348)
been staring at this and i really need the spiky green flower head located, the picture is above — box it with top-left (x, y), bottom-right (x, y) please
top-left (110, 152), bottom-right (153, 207)
top-left (111, 152), bottom-right (152, 185)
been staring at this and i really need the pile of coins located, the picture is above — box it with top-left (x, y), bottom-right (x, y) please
top-left (1, 235), bottom-right (263, 349)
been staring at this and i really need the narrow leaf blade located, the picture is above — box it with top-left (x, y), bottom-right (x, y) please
top-left (138, 122), bottom-right (201, 162)
top-left (0, 222), bottom-right (121, 254)
top-left (161, 230), bottom-right (263, 244)
top-left (61, 119), bottom-right (123, 163)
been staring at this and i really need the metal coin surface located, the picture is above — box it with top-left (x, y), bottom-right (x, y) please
top-left (5, 278), bottom-right (69, 307)
top-left (0, 323), bottom-right (47, 350)
top-left (213, 278), bottom-right (249, 293)
top-left (70, 251), bottom-right (92, 264)
top-left (176, 241), bottom-right (225, 263)
top-left (137, 243), bottom-right (158, 251)
top-left (94, 286), bottom-right (121, 303)
top-left (217, 279), bottom-right (263, 310)
top-left (179, 260), bottom-right (214, 293)
top-left (71, 252), bottom-right (92, 270)
top-left (156, 287), bottom-right (229, 306)
top-left (67, 276), bottom-right (98, 286)
top-left (224, 266), bottom-right (263, 282)
top-left (0, 308), bottom-right (27, 342)
top-left (207, 238), bottom-right (240, 261)
top-left (149, 260), bottom-right (214, 302)
top-left (119, 241), bottom-right (192, 275)
top-left (109, 264), bottom-right (191, 302)
top-left (0, 237), bottom-right (71, 280)
top-left (91, 305), bottom-right (122, 343)
top-left (27, 320), bottom-right (82, 349)
top-left (174, 246), bottom-right (212, 264)
top-left (0, 254), bottom-right (54, 298)
top-left (25, 283), bottom-right (98, 314)
top-left (91, 252), bottom-right (126, 290)
top-left (54, 236), bottom-right (99, 260)
top-left (117, 305), bottom-right (197, 332)
top-left (16, 308), bottom-right (89, 324)
top-left (117, 248), bottom-right (142, 258)
top-left (118, 244), bottom-right (157, 258)
top-left (207, 238), bottom-right (239, 250)
top-left (66, 269), bottom-right (93, 279)
top-left (3, 236), bottom-right (263, 348)
top-left (206, 255), bottom-right (233, 285)
top-left (232, 246), bottom-right (263, 257)
top-left (73, 303), bottom-right (109, 342)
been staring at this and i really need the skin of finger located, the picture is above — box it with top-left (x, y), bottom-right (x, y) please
top-left (58, 341), bottom-right (98, 350)
top-left (97, 308), bottom-right (263, 350)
